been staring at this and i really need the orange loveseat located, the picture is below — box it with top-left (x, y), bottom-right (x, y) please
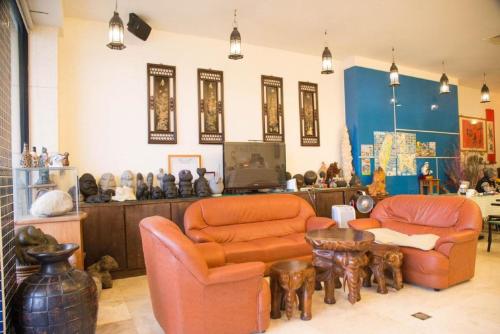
top-left (184, 194), bottom-right (336, 273)
top-left (140, 216), bottom-right (270, 334)
top-left (348, 195), bottom-right (482, 290)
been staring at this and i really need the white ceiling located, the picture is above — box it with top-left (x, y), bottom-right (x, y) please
top-left (33, 0), bottom-right (500, 91)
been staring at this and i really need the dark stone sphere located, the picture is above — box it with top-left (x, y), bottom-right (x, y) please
top-left (304, 170), bottom-right (318, 186)
top-left (293, 174), bottom-right (304, 188)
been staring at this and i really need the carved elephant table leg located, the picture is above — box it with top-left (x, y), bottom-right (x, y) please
top-left (269, 261), bottom-right (316, 320)
top-left (366, 244), bottom-right (404, 294)
top-left (370, 254), bottom-right (388, 294)
top-left (384, 249), bottom-right (404, 290)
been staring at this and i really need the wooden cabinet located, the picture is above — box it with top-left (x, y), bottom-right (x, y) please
top-left (314, 190), bottom-right (345, 217)
top-left (170, 199), bottom-right (198, 232)
top-left (124, 203), bottom-right (171, 270)
top-left (82, 205), bottom-right (127, 271)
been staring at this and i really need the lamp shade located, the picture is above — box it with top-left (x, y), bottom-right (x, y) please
top-left (321, 47), bottom-right (333, 74)
top-left (389, 62), bottom-right (399, 86)
top-left (228, 27), bottom-right (243, 59)
top-left (481, 83), bottom-right (491, 103)
top-left (439, 73), bottom-right (450, 94)
top-left (107, 11), bottom-right (126, 50)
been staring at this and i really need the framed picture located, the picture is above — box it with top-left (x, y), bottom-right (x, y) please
top-left (298, 82), bottom-right (320, 146)
top-left (147, 63), bottom-right (177, 144)
top-left (168, 155), bottom-right (202, 180)
top-left (198, 69), bottom-right (225, 144)
top-left (486, 108), bottom-right (496, 164)
top-left (261, 75), bottom-right (284, 142)
top-left (459, 116), bottom-right (486, 151)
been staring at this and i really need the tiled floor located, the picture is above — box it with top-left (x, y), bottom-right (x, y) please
top-left (97, 235), bottom-right (500, 334)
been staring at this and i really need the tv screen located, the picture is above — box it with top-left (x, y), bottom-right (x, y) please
top-left (223, 142), bottom-right (286, 190)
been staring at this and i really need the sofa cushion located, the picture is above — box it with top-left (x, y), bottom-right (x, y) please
top-left (223, 233), bottom-right (311, 264)
top-left (372, 195), bottom-right (467, 228)
top-left (367, 228), bottom-right (440, 251)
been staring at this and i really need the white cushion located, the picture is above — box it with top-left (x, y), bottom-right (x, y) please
top-left (366, 228), bottom-right (440, 251)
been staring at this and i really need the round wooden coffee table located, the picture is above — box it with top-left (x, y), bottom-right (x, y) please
top-left (305, 228), bottom-right (374, 305)
top-left (269, 260), bottom-right (316, 320)
top-left (363, 243), bottom-right (404, 294)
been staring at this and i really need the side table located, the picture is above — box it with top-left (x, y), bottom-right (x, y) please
top-left (270, 260), bottom-right (316, 320)
top-left (305, 228), bottom-right (374, 305)
top-left (363, 243), bottom-right (404, 294)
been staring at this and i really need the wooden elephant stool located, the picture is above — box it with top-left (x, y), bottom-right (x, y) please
top-left (363, 243), bottom-right (403, 294)
top-left (270, 260), bottom-right (316, 320)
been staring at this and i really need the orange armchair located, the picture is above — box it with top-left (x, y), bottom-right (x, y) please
top-left (348, 195), bottom-right (482, 290)
top-left (140, 216), bottom-right (270, 334)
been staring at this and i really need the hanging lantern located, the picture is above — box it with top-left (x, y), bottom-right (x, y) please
top-left (389, 47), bottom-right (399, 86)
top-left (228, 10), bottom-right (243, 60)
top-left (481, 73), bottom-right (491, 103)
top-left (439, 61), bottom-right (450, 94)
top-left (107, 1), bottom-right (126, 50)
top-left (321, 30), bottom-right (333, 74)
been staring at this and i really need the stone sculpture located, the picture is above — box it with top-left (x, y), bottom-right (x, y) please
top-left (99, 173), bottom-right (117, 192)
top-left (15, 226), bottom-right (58, 266)
top-left (194, 168), bottom-right (211, 197)
top-left (156, 168), bottom-right (165, 190)
top-left (293, 174), bottom-right (304, 189)
top-left (209, 176), bottom-right (224, 196)
top-left (146, 172), bottom-right (154, 196)
top-left (31, 147), bottom-right (40, 168)
top-left (120, 170), bottom-right (134, 188)
top-left (368, 167), bottom-right (387, 196)
top-left (79, 173), bottom-right (111, 203)
top-left (68, 185), bottom-right (84, 203)
top-left (178, 170), bottom-right (194, 197)
top-left (151, 186), bottom-right (165, 199)
top-left (30, 190), bottom-right (73, 217)
top-left (136, 173), bottom-right (150, 200)
top-left (162, 174), bottom-right (178, 198)
top-left (304, 170), bottom-right (318, 186)
top-left (87, 255), bottom-right (119, 289)
top-left (39, 147), bottom-right (49, 168)
top-left (349, 173), bottom-right (362, 187)
top-left (112, 186), bottom-right (136, 202)
top-left (326, 162), bottom-right (341, 181)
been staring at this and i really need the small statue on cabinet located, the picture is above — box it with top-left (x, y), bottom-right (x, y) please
top-left (178, 170), bottom-right (194, 198)
top-left (419, 162), bottom-right (433, 179)
top-left (20, 143), bottom-right (32, 168)
top-left (318, 171), bottom-right (327, 188)
top-left (99, 173), bottom-right (117, 197)
top-left (326, 162), bottom-right (341, 181)
top-left (209, 174), bottom-right (224, 196)
top-left (112, 186), bottom-right (136, 202)
top-left (80, 173), bottom-right (111, 203)
top-left (62, 152), bottom-right (70, 166)
top-left (15, 226), bottom-right (58, 266)
top-left (151, 186), bottom-right (165, 199)
top-left (368, 167), bottom-right (388, 197)
top-left (318, 162), bottom-right (328, 177)
top-left (349, 173), bottom-right (362, 187)
top-left (120, 170), bottom-right (134, 188)
top-left (146, 172), bottom-right (154, 196)
top-left (156, 168), bottom-right (165, 190)
top-left (68, 185), bottom-right (84, 203)
top-left (30, 147), bottom-right (39, 168)
top-left (87, 255), bottom-right (119, 290)
top-left (304, 170), bottom-right (318, 186)
top-left (49, 153), bottom-right (65, 167)
top-left (194, 168), bottom-right (211, 197)
top-left (162, 174), bottom-right (178, 198)
top-left (285, 172), bottom-right (292, 181)
top-left (293, 174), bottom-right (304, 189)
top-left (135, 173), bottom-right (150, 200)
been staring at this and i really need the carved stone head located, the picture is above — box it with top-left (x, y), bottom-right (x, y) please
top-left (99, 173), bottom-right (116, 191)
top-left (121, 170), bottom-right (134, 188)
top-left (79, 173), bottom-right (99, 197)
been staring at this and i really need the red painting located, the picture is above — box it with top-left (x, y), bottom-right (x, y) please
top-left (460, 117), bottom-right (486, 151)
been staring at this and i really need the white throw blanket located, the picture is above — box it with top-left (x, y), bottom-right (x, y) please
top-left (366, 228), bottom-right (440, 251)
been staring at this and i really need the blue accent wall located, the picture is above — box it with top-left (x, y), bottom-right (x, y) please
top-left (344, 66), bottom-right (459, 194)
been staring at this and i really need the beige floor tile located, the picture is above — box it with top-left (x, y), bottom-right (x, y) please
top-left (96, 319), bottom-right (138, 334)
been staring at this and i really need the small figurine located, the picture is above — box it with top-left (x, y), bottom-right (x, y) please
top-left (156, 168), bottom-right (165, 189)
top-left (39, 147), bottom-right (49, 168)
top-left (120, 170), bottom-right (134, 188)
top-left (326, 162), bottom-right (341, 182)
top-left (368, 167), bottom-right (388, 197)
top-left (87, 255), bottom-right (119, 289)
top-left (420, 162), bottom-right (433, 179)
top-left (49, 154), bottom-right (65, 167)
top-left (112, 186), bottom-right (136, 202)
top-left (62, 152), bottom-right (70, 166)
top-left (151, 186), bottom-right (165, 200)
top-left (20, 143), bottom-right (32, 168)
top-left (79, 173), bottom-right (111, 203)
top-left (209, 174), bottom-right (224, 196)
top-left (30, 147), bottom-right (39, 167)
top-left (318, 162), bottom-right (328, 177)
top-left (15, 226), bottom-right (58, 266)
top-left (349, 173), bottom-right (362, 187)
top-left (162, 174), bottom-right (178, 198)
top-left (194, 168), bottom-right (211, 197)
top-left (293, 174), bottom-right (304, 189)
top-left (178, 170), bottom-right (194, 198)
top-left (136, 173), bottom-right (149, 200)
top-left (146, 172), bottom-right (154, 197)
top-left (99, 173), bottom-right (117, 197)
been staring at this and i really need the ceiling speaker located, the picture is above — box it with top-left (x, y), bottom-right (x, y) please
top-left (127, 13), bottom-right (151, 41)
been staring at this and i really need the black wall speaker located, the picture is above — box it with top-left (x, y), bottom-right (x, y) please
top-left (127, 13), bottom-right (151, 41)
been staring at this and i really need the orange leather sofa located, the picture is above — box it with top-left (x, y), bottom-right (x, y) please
top-left (348, 195), bottom-right (482, 290)
top-left (184, 194), bottom-right (336, 273)
top-left (140, 216), bottom-right (270, 334)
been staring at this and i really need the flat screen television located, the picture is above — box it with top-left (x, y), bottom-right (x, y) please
top-left (223, 142), bottom-right (286, 191)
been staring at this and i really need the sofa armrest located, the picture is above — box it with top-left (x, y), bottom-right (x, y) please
top-left (348, 218), bottom-right (381, 230)
top-left (205, 262), bottom-right (265, 285)
top-left (186, 229), bottom-right (215, 243)
top-left (434, 230), bottom-right (479, 256)
top-left (307, 216), bottom-right (336, 231)
top-left (194, 242), bottom-right (226, 268)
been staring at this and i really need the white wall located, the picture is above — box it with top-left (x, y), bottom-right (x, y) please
top-left (55, 18), bottom-right (346, 179)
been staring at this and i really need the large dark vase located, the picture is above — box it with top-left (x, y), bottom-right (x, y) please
top-left (13, 243), bottom-right (98, 334)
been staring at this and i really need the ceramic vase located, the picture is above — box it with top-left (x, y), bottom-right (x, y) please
top-left (13, 243), bottom-right (98, 333)
top-left (209, 177), bottom-right (224, 196)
